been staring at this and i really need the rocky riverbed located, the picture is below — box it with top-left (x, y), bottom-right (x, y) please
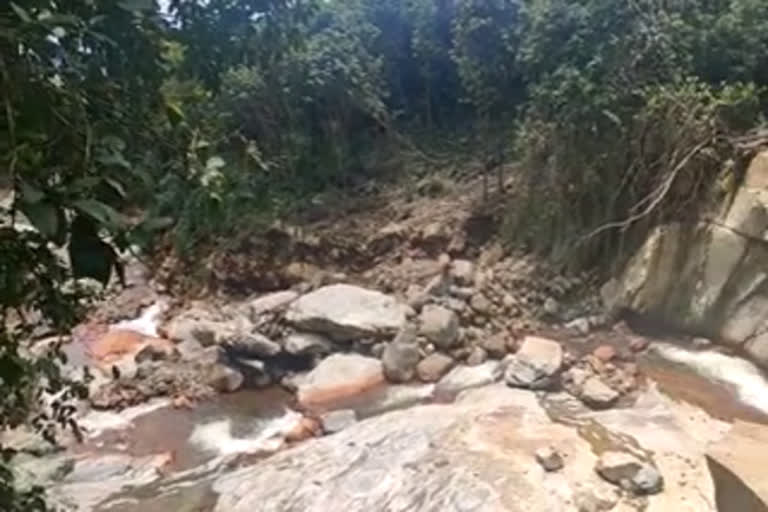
top-left (7, 250), bottom-right (767, 512)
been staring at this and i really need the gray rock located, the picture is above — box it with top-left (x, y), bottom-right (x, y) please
top-left (199, 345), bottom-right (228, 366)
top-left (470, 294), bottom-right (492, 316)
top-left (579, 377), bottom-right (619, 409)
top-left (565, 317), bottom-right (591, 335)
top-left (595, 451), bottom-right (663, 495)
top-left (206, 364), bottom-right (244, 393)
top-left (134, 343), bottom-right (176, 364)
top-left (320, 409), bottom-right (358, 434)
top-left (450, 260), bottom-right (475, 285)
top-left (543, 297), bottom-right (559, 316)
top-left (435, 361), bottom-right (499, 396)
top-left (232, 358), bottom-right (272, 388)
top-left (466, 346), bottom-right (488, 366)
top-left (175, 338), bottom-right (206, 361)
top-left (419, 305), bottom-right (459, 349)
top-left (535, 446), bottom-right (563, 472)
top-left (504, 336), bottom-right (563, 389)
top-left (382, 340), bottom-right (421, 383)
top-left (405, 284), bottom-right (429, 311)
top-left (249, 290), bottom-right (299, 319)
top-left (223, 332), bottom-right (281, 358)
top-left (423, 273), bottom-right (451, 297)
top-left (164, 311), bottom-right (222, 346)
top-left (286, 284), bottom-right (408, 341)
top-left (284, 332), bottom-right (333, 356)
top-left (439, 296), bottom-right (468, 314)
top-left (416, 353), bottom-right (454, 382)
top-left (449, 286), bottom-right (475, 300)
top-left (370, 342), bottom-right (387, 358)
top-left (481, 333), bottom-right (508, 359)
top-left (631, 464), bottom-right (664, 495)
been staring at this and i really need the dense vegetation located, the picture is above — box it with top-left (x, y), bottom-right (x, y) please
top-left (1, 0), bottom-right (767, 508)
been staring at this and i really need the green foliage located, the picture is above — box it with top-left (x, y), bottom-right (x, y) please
top-left (0, 0), bottom-right (166, 507)
top-left (452, 0), bottom-right (523, 116)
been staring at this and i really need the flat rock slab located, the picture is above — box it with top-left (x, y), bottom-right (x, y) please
top-left (209, 385), bottom-right (717, 512)
top-left (286, 284), bottom-right (408, 341)
top-left (707, 421), bottom-right (768, 512)
top-left (296, 354), bottom-right (384, 408)
top-left (64, 386), bottom-right (720, 512)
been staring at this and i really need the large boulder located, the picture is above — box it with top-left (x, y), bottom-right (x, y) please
top-left (604, 150), bottom-right (768, 369)
top-left (285, 285), bottom-right (408, 341)
top-left (296, 354), bottom-right (384, 408)
top-left (707, 421), bottom-right (768, 511)
top-left (206, 386), bottom-right (714, 512)
top-left (55, 386), bottom-right (720, 512)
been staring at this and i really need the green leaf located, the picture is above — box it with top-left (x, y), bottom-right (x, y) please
top-left (68, 216), bottom-right (116, 286)
top-left (19, 201), bottom-right (60, 240)
top-left (165, 101), bottom-right (185, 126)
top-left (96, 152), bottom-right (131, 169)
top-left (118, 0), bottom-right (155, 13)
top-left (72, 199), bottom-right (124, 228)
top-left (104, 178), bottom-right (127, 199)
top-left (19, 181), bottom-right (44, 204)
top-left (206, 156), bottom-right (225, 170)
top-left (10, 3), bottom-right (31, 23)
top-left (139, 216), bottom-right (174, 231)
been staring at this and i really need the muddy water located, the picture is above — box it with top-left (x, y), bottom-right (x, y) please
top-left (640, 347), bottom-right (768, 425)
top-left (77, 388), bottom-right (294, 472)
top-left (548, 325), bottom-right (768, 426)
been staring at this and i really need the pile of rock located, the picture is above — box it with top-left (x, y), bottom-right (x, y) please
top-left (82, 252), bottom-right (633, 415)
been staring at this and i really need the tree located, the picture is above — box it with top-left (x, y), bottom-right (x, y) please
top-left (0, 1), bottom-right (167, 507)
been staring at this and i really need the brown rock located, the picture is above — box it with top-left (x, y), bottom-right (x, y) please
top-left (297, 354), bottom-right (384, 408)
top-left (629, 337), bottom-right (650, 352)
top-left (285, 416), bottom-right (322, 443)
top-left (593, 345), bottom-right (617, 362)
top-left (416, 353), bottom-right (455, 382)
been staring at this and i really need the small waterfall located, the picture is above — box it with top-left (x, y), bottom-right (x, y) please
top-left (651, 342), bottom-right (768, 414)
